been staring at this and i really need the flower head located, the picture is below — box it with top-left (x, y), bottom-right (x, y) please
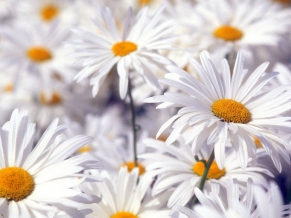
top-left (83, 167), bottom-right (171, 218)
top-left (140, 138), bottom-right (273, 210)
top-left (0, 109), bottom-right (101, 216)
top-left (69, 6), bottom-right (174, 99)
top-left (145, 51), bottom-right (291, 171)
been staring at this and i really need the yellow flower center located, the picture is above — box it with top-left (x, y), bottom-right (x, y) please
top-left (40, 4), bottom-right (59, 22)
top-left (212, 99), bottom-right (251, 123)
top-left (40, 92), bottom-right (62, 106)
top-left (139, 0), bottom-right (152, 5)
top-left (112, 41), bottom-right (137, 57)
top-left (193, 161), bottom-right (225, 179)
top-left (111, 212), bottom-right (138, 218)
top-left (27, 47), bottom-right (52, 63)
top-left (0, 167), bottom-right (35, 202)
top-left (214, 25), bottom-right (243, 41)
top-left (122, 162), bottom-right (146, 175)
top-left (78, 145), bottom-right (92, 154)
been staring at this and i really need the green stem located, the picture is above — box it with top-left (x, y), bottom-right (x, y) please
top-left (127, 78), bottom-right (138, 168)
top-left (193, 149), bottom-right (215, 204)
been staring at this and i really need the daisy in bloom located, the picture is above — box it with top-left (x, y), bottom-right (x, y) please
top-left (172, 178), bottom-right (256, 218)
top-left (0, 109), bottom-right (102, 217)
top-left (83, 167), bottom-right (171, 218)
top-left (17, 0), bottom-right (77, 26)
top-left (69, 6), bottom-right (174, 99)
top-left (179, 0), bottom-right (291, 67)
top-left (0, 21), bottom-right (74, 89)
top-left (173, 179), bottom-right (291, 218)
top-left (145, 50), bottom-right (291, 171)
top-left (140, 138), bottom-right (273, 210)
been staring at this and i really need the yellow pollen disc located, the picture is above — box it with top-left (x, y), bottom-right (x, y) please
top-left (0, 167), bottom-right (35, 202)
top-left (4, 83), bottom-right (13, 92)
top-left (212, 99), bottom-right (251, 123)
top-left (111, 211), bottom-right (138, 218)
top-left (40, 4), bottom-right (59, 22)
top-left (139, 0), bottom-right (153, 5)
top-left (122, 162), bottom-right (146, 175)
top-left (40, 92), bottom-right (62, 106)
top-left (27, 47), bottom-right (52, 63)
top-left (78, 145), bottom-right (92, 154)
top-left (214, 25), bottom-right (243, 41)
top-left (112, 41), bottom-right (137, 57)
top-left (193, 161), bottom-right (226, 179)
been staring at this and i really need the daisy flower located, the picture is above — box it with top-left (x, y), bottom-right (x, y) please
top-left (0, 109), bottom-right (102, 217)
top-left (145, 50), bottom-right (291, 171)
top-left (69, 6), bottom-right (174, 99)
top-left (179, 0), bottom-right (291, 67)
top-left (173, 179), bottom-right (291, 218)
top-left (17, 0), bottom-right (77, 25)
top-left (83, 167), bottom-right (171, 218)
top-left (172, 178), bottom-right (256, 218)
top-left (0, 21), bottom-right (74, 89)
top-left (140, 138), bottom-right (273, 210)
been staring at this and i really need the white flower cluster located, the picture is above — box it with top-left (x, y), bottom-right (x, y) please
top-left (0, 0), bottom-right (291, 217)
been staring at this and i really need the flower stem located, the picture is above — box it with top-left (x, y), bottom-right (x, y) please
top-left (193, 149), bottom-right (215, 204)
top-left (127, 78), bottom-right (138, 168)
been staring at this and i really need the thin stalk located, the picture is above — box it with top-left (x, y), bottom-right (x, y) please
top-left (193, 149), bottom-right (215, 204)
top-left (127, 78), bottom-right (138, 168)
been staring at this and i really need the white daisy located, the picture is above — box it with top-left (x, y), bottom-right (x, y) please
top-left (17, 0), bottom-right (77, 26)
top-left (172, 178), bottom-right (256, 218)
top-left (175, 0), bottom-right (291, 68)
top-left (173, 179), bottom-right (291, 218)
top-left (69, 6), bottom-right (174, 99)
top-left (83, 167), bottom-right (171, 218)
top-left (145, 50), bottom-right (291, 171)
top-left (0, 20), bottom-right (74, 89)
top-left (140, 138), bottom-right (273, 210)
top-left (0, 109), bottom-right (102, 217)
